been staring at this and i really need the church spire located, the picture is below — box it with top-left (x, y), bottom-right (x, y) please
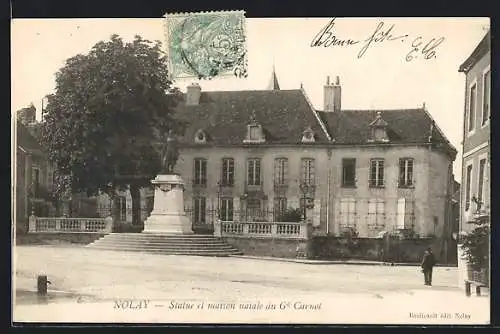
top-left (267, 63), bottom-right (280, 90)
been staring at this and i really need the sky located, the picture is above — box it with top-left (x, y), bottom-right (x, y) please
top-left (11, 17), bottom-right (490, 181)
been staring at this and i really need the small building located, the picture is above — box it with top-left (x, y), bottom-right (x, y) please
top-left (458, 30), bottom-right (490, 231)
top-left (15, 121), bottom-right (55, 232)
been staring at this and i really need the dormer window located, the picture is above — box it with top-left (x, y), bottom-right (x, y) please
top-left (249, 125), bottom-right (260, 140)
top-left (368, 111), bottom-right (389, 143)
top-left (194, 129), bottom-right (207, 143)
top-left (302, 127), bottom-right (316, 143)
top-left (243, 110), bottom-right (266, 144)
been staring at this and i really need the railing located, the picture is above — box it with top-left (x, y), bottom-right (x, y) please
top-left (183, 208), bottom-right (296, 225)
top-left (215, 220), bottom-right (311, 240)
top-left (28, 215), bottom-right (113, 233)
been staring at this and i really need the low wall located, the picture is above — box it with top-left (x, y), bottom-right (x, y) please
top-left (309, 236), bottom-right (457, 264)
top-left (223, 237), bottom-right (308, 259)
top-left (15, 232), bottom-right (106, 245)
top-left (29, 215), bottom-right (113, 234)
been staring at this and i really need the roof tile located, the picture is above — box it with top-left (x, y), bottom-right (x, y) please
top-left (175, 89), bottom-right (330, 145)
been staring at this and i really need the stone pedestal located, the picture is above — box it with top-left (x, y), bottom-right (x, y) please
top-left (143, 174), bottom-right (193, 234)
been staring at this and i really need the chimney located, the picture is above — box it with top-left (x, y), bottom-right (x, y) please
top-left (186, 83), bottom-right (201, 106)
top-left (323, 76), bottom-right (341, 112)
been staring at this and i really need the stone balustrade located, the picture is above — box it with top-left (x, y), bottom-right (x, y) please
top-left (214, 220), bottom-right (311, 240)
top-left (28, 215), bottom-right (113, 233)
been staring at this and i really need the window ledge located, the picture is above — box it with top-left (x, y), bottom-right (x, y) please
top-left (341, 185), bottom-right (357, 189)
top-left (398, 185), bottom-right (415, 189)
top-left (243, 139), bottom-right (266, 144)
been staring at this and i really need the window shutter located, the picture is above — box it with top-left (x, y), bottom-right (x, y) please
top-left (247, 160), bottom-right (253, 185)
top-left (313, 199), bottom-right (321, 226)
top-left (377, 200), bottom-right (384, 214)
top-left (283, 159), bottom-right (288, 183)
top-left (201, 197), bottom-right (206, 223)
top-left (369, 160), bottom-right (376, 186)
top-left (256, 159), bottom-right (261, 185)
top-left (378, 161), bottom-right (384, 186)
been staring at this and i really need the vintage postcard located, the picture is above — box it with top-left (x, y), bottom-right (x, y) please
top-left (11, 16), bottom-right (490, 325)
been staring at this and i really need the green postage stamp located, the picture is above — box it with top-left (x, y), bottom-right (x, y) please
top-left (164, 10), bottom-right (247, 80)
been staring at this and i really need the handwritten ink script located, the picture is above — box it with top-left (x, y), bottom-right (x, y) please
top-left (311, 18), bottom-right (446, 62)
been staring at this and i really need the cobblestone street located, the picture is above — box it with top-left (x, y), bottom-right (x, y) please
top-left (13, 246), bottom-right (489, 324)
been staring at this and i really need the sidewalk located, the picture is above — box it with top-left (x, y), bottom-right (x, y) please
top-left (230, 255), bottom-right (456, 267)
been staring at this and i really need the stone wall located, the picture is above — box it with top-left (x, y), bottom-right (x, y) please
top-left (223, 237), bottom-right (307, 259)
top-left (309, 236), bottom-right (457, 264)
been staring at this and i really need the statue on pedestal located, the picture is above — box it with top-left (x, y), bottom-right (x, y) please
top-left (159, 129), bottom-right (180, 174)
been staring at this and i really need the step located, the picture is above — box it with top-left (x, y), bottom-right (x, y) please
top-left (89, 246), bottom-right (241, 253)
top-left (92, 235), bottom-right (227, 244)
top-left (88, 246), bottom-right (242, 256)
top-left (98, 237), bottom-right (224, 243)
top-left (107, 233), bottom-right (218, 239)
top-left (91, 239), bottom-right (230, 246)
top-left (90, 241), bottom-right (232, 247)
top-left (87, 242), bottom-right (234, 249)
top-left (86, 233), bottom-right (242, 257)
top-left (93, 236), bottom-right (226, 242)
top-left (87, 243), bottom-right (240, 251)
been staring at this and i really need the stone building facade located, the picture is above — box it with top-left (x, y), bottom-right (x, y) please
top-left (15, 120), bottom-right (55, 232)
top-left (99, 70), bottom-right (457, 241)
top-left (458, 30), bottom-right (491, 232)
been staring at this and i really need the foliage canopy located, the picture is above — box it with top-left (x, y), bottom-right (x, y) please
top-left (41, 35), bottom-right (182, 223)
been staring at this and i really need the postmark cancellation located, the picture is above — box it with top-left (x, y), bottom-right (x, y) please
top-left (164, 10), bottom-right (248, 80)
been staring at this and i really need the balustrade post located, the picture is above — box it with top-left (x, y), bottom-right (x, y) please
top-left (28, 213), bottom-right (37, 233)
top-left (213, 219), bottom-right (222, 237)
top-left (55, 218), bottom-right (61, 232)
top-left (104, 216), bottom-right (113, 233)
top-left (271, 223), bottom-right (278, 237)
top-left (243, 223), bottom-right (250, 235)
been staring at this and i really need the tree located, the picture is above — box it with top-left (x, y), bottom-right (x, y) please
top-left (41, 34), bottom-right (182, 226)
top-left (460, 219), bottom-right (490, 268)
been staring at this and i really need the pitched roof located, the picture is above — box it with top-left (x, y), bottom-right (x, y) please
top-left (317, 108), bottom-right (454, 149)
top-left (174, 87), bottom-right (456, 158)
top-left (175, 89), bottom-right (330, 145)
top-left (16, 122), bottom-right (44, 154)
top-left (459, 30), bottom-right (490, 73)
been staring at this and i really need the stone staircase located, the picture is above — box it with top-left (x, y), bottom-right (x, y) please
top-left (86, 233), bottom-right (242, 257)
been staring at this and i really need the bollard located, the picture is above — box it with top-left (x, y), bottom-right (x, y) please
top-left (37, 275), bottom-right (51, 296)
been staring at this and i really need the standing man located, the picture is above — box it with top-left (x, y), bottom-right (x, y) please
top-left (421, 247), bottom-right (437, 286)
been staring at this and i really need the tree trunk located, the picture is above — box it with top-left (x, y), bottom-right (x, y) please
top-left (130, 183), bottom-right (141, 227)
